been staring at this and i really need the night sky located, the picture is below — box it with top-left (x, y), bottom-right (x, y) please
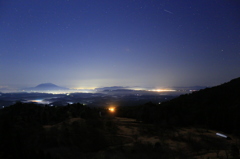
top-left (1, 0), bottom-right (240, 90)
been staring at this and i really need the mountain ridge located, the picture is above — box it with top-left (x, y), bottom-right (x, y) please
top-left (23, 83), bottom-right (69, 91)
top-left (147, 77), bottom-right (240, 133)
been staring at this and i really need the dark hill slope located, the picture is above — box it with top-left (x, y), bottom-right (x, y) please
top-left (141, 77), bottom-right (240, 134)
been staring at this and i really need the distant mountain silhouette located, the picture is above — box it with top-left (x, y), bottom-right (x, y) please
top-left (23, 83), bottom-right (69, 92)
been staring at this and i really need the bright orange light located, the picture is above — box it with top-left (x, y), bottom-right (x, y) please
top-left (108, 107), bottom-right (115, 113)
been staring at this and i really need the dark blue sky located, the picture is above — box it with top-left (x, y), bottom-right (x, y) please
top-left (1, 0), bottom-right (240, 90)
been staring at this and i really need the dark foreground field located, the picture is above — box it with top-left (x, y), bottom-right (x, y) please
top-left (109, 117), bottom-right (239, 159)
top-left (0, 102), bottom-right (239, 159)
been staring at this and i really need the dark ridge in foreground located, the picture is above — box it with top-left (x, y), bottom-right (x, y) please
top-left (118, 77), bottom-right (240, 134)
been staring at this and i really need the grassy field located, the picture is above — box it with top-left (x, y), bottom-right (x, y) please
top-left (96, 116), bottom-right (240, 159)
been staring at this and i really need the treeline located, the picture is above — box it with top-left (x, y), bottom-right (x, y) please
top-left (0, 102), bottom-right (117, 159)
top-left (117, 77), bottom-right (240, 135)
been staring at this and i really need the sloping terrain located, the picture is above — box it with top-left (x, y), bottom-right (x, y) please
top-left (117, 77), bottom-right (240, 134)
top-left (105, 117), bottom-right (239, 159)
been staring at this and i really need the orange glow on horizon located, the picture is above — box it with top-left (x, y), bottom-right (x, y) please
top-left (148, 89), bottom-right (176, 92)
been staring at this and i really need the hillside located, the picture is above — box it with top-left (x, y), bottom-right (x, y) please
top-left (119, 77), bottom-right (240, 134)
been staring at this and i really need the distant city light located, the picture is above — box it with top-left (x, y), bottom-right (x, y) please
top-left (26, 99), bottom-right (50, 104)
top-left (129, 87), bottom-right (146, 91)
top-left (148, 89), bottom-right (176, 92)
top-left (31, 99), bottom-right (43, 103)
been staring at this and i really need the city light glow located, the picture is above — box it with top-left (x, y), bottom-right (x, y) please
top-left (148, 89), bottom-right (176, 92)
top-left (26, 99), bottom-right (50, 104)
